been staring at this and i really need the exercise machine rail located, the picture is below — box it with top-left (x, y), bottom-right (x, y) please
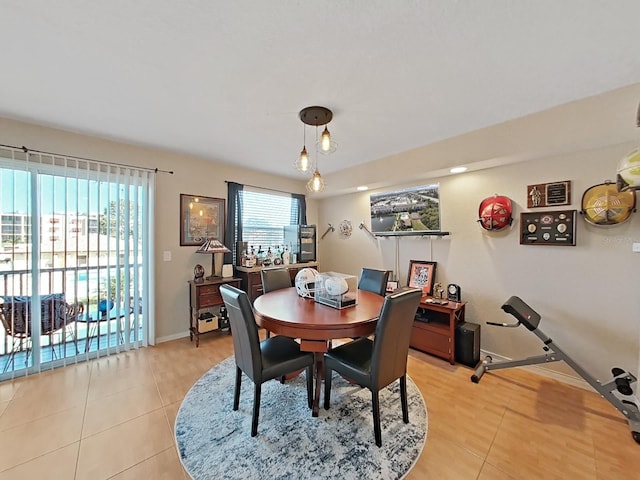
top-left (471, 295), bottom-right (640, 444)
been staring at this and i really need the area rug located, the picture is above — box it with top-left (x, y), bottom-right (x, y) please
top-left (175, 356), bottom-right (428, 480)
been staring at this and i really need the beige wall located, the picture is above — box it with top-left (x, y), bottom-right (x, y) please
top-left (0, 117), bottom-right (318, 344)
top-left (2, 102), bottom-right (639, 386)
top-left (318, 143), bottom-right (640, 384)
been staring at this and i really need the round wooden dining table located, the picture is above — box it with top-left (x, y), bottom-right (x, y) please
top-left (253, 287), bottom-right (385, 416)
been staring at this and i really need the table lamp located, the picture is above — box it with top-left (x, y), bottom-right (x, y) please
top-left (196, 239), bottom-right (231, 279)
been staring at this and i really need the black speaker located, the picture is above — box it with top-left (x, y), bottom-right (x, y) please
top-left (455, 322), bottom-right (480, 367)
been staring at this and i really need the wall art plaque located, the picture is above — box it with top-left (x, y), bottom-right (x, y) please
top-left (527, 180), bottom-right (571, 208)
top-left (520, 210), bottom-right (576, 246)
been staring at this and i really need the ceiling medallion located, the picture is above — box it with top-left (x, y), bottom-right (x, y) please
top-left (299, 106), bottom-right (333, 126)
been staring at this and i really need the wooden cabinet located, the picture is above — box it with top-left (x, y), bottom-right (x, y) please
top-left (246, 271), bottom-right (264, 302)
top-left (410, 298), bottom-right (466, 364)
top-left (234, 262), bottom-right (318, 303)
top-left (188, 277), bottom-right (241, 347)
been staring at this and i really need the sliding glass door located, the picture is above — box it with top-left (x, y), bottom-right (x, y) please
top-left (0, 146), bottom-right (154, 378)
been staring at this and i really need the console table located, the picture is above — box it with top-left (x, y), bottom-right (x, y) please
top-left (410, 297), bottom-right (466, 364)
top-left (188, 277), bottom-right (241, 347)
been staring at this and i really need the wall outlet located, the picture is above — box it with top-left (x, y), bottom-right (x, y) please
top-left (163, 250), bottom-right (172, 261)
top-left (632, 242), bottom-right (640, 253)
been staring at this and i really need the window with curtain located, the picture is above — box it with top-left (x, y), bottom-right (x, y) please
top-left (0, 146), bottom-right (154, 377)
top-left (225, 183), bottom-right (306, 264)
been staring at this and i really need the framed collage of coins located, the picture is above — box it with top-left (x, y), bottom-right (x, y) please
top-left (520, 210), bottom-right (577, 246)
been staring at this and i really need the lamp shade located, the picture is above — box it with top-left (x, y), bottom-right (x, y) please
top-left (196, 239), bottom-right (231, 254)
top-left (197, 239), bottom-right (230, 279)
top-left (321, 126), bottom-right (331, 152)
top-left (295, 146), bottom-right (312, 172)
top-left (307, 170), bottom-right (325, 193)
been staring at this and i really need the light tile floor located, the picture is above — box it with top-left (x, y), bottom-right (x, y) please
top-left (0, 332), bottom-right (638, 479)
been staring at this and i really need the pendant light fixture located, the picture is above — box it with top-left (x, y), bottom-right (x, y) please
top-left (307, 168), bottom-right (325, 193)
top-left (294, 123), bottom-right (312, 173)
top-left (307, 124), bottom-right (325, 192)
top-left (320, 126), bottom-right (332, 152)
top-left (297, 106), bottom-right (334, 193)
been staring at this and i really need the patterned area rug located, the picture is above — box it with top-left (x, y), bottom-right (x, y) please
top-left (175, 356), bottom-right (428, 480)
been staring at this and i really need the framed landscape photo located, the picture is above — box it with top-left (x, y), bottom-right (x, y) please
top-left (370, 183), bottom-right (441, 234)
top-left (180, 194), bottom-right (225, 246)
top-left (407, 260), bottom-right (437, 296)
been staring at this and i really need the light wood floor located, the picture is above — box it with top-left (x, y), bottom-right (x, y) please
top-left (0, 332), bottom-right (637, 479)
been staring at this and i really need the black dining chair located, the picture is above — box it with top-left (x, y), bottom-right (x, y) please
top-left (220, 284), bottom-right (314, 437)
top-left (358, 268), bottom-right (390, 297)
top-left (348, 268), bottom-right (391, 344)
top-left (260, 268), bottom-right (292, 339)
top-left (323, 287), bottom-right (422, 447)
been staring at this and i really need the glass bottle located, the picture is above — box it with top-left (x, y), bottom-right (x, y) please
top-left (246, 246), bottom-right (256, 267)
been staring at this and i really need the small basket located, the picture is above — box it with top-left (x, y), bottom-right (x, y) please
top-left (198, 315), bottom-right (218, 333)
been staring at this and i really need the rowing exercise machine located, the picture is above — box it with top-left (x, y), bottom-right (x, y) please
top-left (471, 296), bottom-right (640, 444)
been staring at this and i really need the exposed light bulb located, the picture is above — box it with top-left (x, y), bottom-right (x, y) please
top-left (298, 146), bottom-right (310, 172)
top-left (306, 170), bottom-right (325, 193)
top-left (321, 126), bottom-right (331, 152)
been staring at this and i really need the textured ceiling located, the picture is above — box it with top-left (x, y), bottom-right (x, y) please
top-left (1, 1), bottom-right (640, 185)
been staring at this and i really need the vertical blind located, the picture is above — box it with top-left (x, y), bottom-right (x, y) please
top-left (0, 145), bottom-right (154, 377)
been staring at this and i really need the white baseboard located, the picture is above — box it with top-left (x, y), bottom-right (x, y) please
top-left (479, 349), bottom-right (593, 392)
top-left (157, 331), bottom-right (191, 344)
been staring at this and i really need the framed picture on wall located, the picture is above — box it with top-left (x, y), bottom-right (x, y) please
top-left (370, 183), bottom-right (441, 234)
top-left (180, 194), bottom-right (225, 246)
top-left (407, 260), bottom-right (437, 296)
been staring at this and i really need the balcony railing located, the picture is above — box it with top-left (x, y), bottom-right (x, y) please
top-left (0, 265), bottom-right (143, 373)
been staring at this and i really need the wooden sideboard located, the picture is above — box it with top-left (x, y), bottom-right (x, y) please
top-left (410, 297), bottom-right (466, 364)
top-left (234, 262), bottom-right (318, 303)
top-left (188, 277), bottom-right (241, 347)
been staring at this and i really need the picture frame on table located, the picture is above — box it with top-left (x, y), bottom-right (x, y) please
top-left (407, 260), bottom-right (437, 296)
top-left (385, 280), bottom-right (399, 293)
top-left (180, 194), bottom-right (225, 246)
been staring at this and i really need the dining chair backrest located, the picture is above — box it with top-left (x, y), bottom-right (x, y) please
top-left (357, 268), bottom-right (390, 297)
top-left (371, 287), bottom-right (422, 389)
top-left (219, 284), bottom-right (263, 383)
top-left (260, 268), bottom-right (292, 294)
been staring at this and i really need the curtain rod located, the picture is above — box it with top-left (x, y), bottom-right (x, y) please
top-left (0, 143), bottom-right (174, 174)
top-left (225, 180), bottom-right (302, 196)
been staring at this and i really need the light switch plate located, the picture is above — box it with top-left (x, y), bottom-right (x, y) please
top-left (633, 242), bottom-right (640, 253)
top-left (163, 250), bottom-right (172, 261)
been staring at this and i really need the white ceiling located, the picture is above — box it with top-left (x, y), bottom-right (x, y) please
top-left (1, 1), bottom-right (640, 185)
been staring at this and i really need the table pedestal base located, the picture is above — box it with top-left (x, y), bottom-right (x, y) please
top-left (300, 339), bottom-right (329, 417)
